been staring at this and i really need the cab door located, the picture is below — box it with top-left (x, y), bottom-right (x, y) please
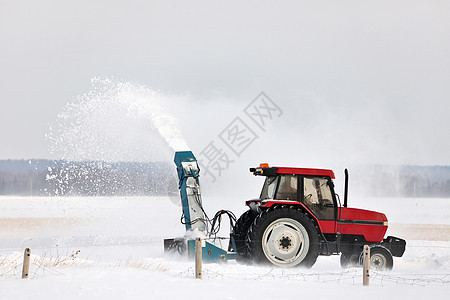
top-left (301, 176), bottom-right (337, 233)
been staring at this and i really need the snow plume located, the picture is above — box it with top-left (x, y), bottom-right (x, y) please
top-left (45, 78), bottom-right (185, 195)
top-left (47, 77), bottom-right (189, 162)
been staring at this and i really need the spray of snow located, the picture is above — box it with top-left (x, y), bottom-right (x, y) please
top-left (45, 78), bottom-right (186, 195)
top-left (47, 77), bottom-right (189, 162)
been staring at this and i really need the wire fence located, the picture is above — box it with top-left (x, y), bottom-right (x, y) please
top-left (0, 252), bottom-right (65, 279)
top-left (175, 267), bottom-right (450, 287)
top-left (1, 239), bottom-right (449, 288)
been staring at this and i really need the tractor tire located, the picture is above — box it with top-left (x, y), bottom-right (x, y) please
top-left (359, 245), bottom-right (393, 271)
top-left (247, 206), bottom-right (320, 268)
top-left (232, 210), bottom-right (257, 259)
top-left (340, 252), bottom-right (360, 268)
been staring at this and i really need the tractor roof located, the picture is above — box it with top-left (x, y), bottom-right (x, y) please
top-left (250, 164), bottom-right (335, 179)
top-left (276, 167), bottom-right (335, 179)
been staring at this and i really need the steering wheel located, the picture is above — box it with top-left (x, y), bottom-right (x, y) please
top-left (304, 193), bottom-right (313, 201)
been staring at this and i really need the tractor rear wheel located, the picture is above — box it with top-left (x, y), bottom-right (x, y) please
top-left (232, 210), bottom-right (257, 259)
top-left (247, 206), bottom-right (320, 268)
top-left (359, 245), bottom-right (393, 271)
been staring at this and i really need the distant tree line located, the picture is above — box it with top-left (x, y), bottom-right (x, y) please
top-left (1, 160), bottom-right (450, 197)
top-left (0, 160), bottom-right (178, 196)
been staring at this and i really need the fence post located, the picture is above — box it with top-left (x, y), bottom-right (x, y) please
top-left (363, 245), bottom-right (370, 286)
top-left (22, 248), bottom-right (31, 279)
top-left (195, 238), bottom-right (202, 279)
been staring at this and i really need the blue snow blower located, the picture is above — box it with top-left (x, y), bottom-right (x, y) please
top-left (164, 151), bottom-right (237, 262)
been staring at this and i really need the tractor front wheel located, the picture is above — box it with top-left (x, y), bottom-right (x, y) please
top-left (247, 206), bottom-right (319, 268)
top-left (360, 245), bottom-right (394, 271)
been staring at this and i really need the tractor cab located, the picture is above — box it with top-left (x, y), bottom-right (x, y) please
top-left (249, 164), bottom-right (338, 222)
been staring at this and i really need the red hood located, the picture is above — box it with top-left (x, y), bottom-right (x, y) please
top-left (339, 207), bottom-right (387, 222)
top-left (338, 207), bottom-right (388, 242)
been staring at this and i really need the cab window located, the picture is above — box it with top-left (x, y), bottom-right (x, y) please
top-left (275, 175), bottom-right (298, 200)
top-left (303, 177), bottom-right (335, 220)
top-left (260, 176), bottom-right (278, 200)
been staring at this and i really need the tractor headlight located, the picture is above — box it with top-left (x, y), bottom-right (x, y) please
top-left (383, 221), bottom-right (388, 226)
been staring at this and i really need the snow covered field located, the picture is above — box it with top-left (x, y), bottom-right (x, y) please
top-left (0, 196), bottom-right (449, 299)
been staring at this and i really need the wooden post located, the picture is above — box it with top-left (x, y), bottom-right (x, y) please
top-left (195, 238), bottom-right (202, 279)
top-left (363, 245), bottom-right (370, 286)
top-left (22, 248), bottom-right (31, 279)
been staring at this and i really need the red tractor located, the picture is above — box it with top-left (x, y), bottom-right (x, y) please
top-left (232, 164), bottom-right (406, 270)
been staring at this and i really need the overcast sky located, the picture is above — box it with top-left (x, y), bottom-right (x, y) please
top-left (1, 0), bottom-right (449, 167)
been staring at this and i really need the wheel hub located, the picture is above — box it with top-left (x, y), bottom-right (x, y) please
top-left (370, 253), bottom-right (386, 270)
top-left (279, 236), bottom-right (292, 249)
top-left (373, 258), bottom-right (381, 266)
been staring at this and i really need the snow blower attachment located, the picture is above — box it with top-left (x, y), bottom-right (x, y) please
top-left (164, 151), bottom-right (238, 262)
top-left (164, 152), bottom-right (406, 270)
top-left (173, 151), bottom-right (206, 234)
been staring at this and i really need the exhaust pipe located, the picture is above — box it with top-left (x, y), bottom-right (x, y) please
top-left (344, 169), bottom-right (349, 207)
